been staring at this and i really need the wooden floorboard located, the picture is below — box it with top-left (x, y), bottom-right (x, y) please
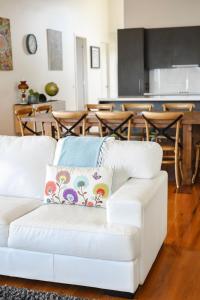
top-left (0, 183), bottom-right (200, 300)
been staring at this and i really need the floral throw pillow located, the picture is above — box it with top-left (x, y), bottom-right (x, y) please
top-left (44, 165), bottom-right (113, 208)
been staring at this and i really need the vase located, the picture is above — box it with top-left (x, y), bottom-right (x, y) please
top-left (18, 81), bottom-right (29, 104)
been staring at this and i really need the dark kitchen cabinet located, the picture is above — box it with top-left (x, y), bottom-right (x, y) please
top-left (118, 28), bottom-right (148, 96)
top-left (146, 26), bottom-right (200, 69)
top-left (118, 26), bottom-right (200, 95)
top-left (172, 27), bottom-right (200, 65)
top-left (145, 28), bottom-right (173, 69)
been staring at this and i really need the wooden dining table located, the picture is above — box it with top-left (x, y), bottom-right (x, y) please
top-left (21, 111), bottom-right (200, 185)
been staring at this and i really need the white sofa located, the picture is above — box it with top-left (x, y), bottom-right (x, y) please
top-left (0, 136), bottom-right (167, 295)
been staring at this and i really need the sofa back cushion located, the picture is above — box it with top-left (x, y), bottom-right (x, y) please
top-left (0, 136), bottom-right (56, 199)
top-left (55, 139), bottom-right (162, 192)
top-left (102, 140), bottom-right (162, 191)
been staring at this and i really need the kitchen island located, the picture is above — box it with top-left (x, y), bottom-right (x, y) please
top-left (99, 96), bottom-right (200, 111)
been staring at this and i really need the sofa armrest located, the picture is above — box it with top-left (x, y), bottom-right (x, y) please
top-left (107, 171), bottom-right (167, 227)
top-left (107, 171), bottom-right (168, 284)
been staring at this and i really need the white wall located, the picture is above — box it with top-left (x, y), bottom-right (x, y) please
top-left (125, 0), bottom-right (200, 28)
top-left (0, 0), bottom-right (109, 135)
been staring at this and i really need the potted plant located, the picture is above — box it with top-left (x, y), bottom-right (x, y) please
top-left (28, 89), bottom-right (40, 104)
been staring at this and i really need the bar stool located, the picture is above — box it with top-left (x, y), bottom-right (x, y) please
top-left (15, 107), bottom-right (37, 136)
top-left (122, 103), bottom-right (154, 140)
top-left (52, 111), bottom-right (88, 139)
top-left (95, 111), bottom-right (134, 140)
top-left (121, 103), bottom-right (153, 112)
top-left (162, 103), bottom-right (195, 112)
top-left (192, 142), bottom-right (200, 184)
top-left (86, 104), bottom-right (114, 112)
top-left (142, 112), bottom-right (184, 189)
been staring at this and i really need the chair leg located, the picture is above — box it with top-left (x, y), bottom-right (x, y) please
top-left (19, 120), bottom-right (24, 136)
top-left (175, 157), bottom-right (180, 189)
top-left (178, 148), bottom-right (183, 183)
top-left (41, 122), bottom-right (45, 135)
top-left (99, 123), bottom-right (103, 137)
top-left (82, 120), bottom-right (86, 136)
top-left (33, 121), bottom-right (36, 134)
top-left (179, 160), bottom-right (183, 182)
top-left (127, 120), bottom-right (131, 141)
top-left (192, 146), bottom-right (200, 184)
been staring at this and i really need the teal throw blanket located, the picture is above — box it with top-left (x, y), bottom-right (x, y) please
top-left (58, 136), bottom-right (106, 167)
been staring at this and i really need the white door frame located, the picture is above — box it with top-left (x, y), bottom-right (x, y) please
top-left (100, 42), bottom-right (110, 98)
top-left (74, 35), bottom-right (88, 110)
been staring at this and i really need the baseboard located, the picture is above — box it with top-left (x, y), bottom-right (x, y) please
top-left (103, 289), bottom-right (135, 299)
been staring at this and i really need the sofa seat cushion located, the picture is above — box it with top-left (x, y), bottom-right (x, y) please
top-left (8, 205), bottom-right (139, 261)
top-left (0, 196), bottom-right (41, 247)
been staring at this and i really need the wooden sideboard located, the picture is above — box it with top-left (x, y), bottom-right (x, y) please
top-left (14, 100), bottom-right (65, 135)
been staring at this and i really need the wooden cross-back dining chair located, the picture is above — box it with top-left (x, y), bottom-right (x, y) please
top-left (162, 103), bottom-right (195, 149)
top-left (95, 111), bottom-right (134, 141)
top-left (52, 111), bottom-right (88, 139)
top-left (33, 104), bottom-right (53, 135)
top-left (142, 112), bottom-right (184, 189)
top-left (15, 107), bottom-right (37, 136)
top-left (86, 104), bottom-right (114, 136)
top-left (121, 103), bottom-right (154, 140)
top-left (34, 104), bottom-right (52, 114)
top-left (162, 103), bottom-right (195, 112)
top-left (86, 104), bottom-right (114, 112)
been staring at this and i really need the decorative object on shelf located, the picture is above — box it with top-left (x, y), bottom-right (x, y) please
top-left (39, 93), bottom-right (47, 103)
top-left (26, 34), bottom-right (37, 54)
top-left (18, 81), bottom-right (29, 104)
top-left (47, 29), bottom-right (63, 70)
top-left (90, 46), bottom-right (100, 69)
top-left (0, 17), bottom-right (13, 70)
top-left (45, 82), bottom-right (59, 97)
top-left (28, 89), bottom-right (39, 104)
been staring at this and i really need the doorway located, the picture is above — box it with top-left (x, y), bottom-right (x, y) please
top-left (75, 36), bottom-right (88, 110)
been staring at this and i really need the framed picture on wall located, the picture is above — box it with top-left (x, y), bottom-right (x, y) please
top-left (0, 17), bottom-right (13, 70)
top-left (47, 29), bottom-right (63, 71)
top-left (90, 46), bottom-right (100, 69)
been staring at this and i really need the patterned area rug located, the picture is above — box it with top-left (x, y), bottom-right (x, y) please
top-left (0, 285), bottom-right (86, 300)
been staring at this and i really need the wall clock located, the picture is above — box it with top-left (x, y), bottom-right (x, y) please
top-left (26, 34), bottom-right (37, 54)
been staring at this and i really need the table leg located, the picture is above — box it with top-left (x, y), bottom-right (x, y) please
top-left (182, 124), bottom-right (192, 185)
